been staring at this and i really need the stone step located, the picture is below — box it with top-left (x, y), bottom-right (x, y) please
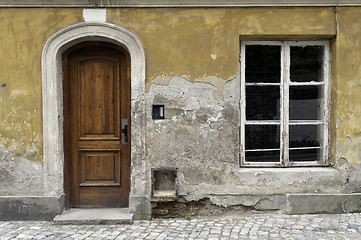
top-left (53, 208), bottom-right (133, 225)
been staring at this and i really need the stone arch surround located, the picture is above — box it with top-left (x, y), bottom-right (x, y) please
top-left (42, 22), bottom-right (147, 217)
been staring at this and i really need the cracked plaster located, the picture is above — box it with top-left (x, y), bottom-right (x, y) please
top-left (1, 7), bottom-right (361, 217)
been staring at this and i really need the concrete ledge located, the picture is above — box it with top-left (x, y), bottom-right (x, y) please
top-left (0, 195), bottom-right (64, 220)
top-left (236, 168), bottom-right (342, 195)
top-left (53, 208), bottom-right (133, 225)
top-left (286, 194), bottom-right (361, 214)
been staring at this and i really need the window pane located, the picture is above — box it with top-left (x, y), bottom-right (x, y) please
top-left (245, 125), bottom-right (280, 150)
top-left (246, 150), bottom-right (280, 162)
top-left (246, 86), bottom-right (280, 120)
top-left (290, 46), bottom-right (324, 82)
top-left (289, 125), bottom-right (322, 148)
top-left (289, 86), bottom-right (323, 120)
top-left (245, 45), bottom-right (281, 83)
top-left (289, 149), bottom-right (321, 162)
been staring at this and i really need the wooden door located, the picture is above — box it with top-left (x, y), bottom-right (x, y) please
top-left (63, 42), bottom-right (130, 208)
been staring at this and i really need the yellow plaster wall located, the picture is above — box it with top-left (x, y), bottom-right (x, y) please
top-left (0, 7), bottom-right (340, 163)
top-left (333, 7), bottom-right (361, 165)
top-left (107, 8), bottom-right (336, 88)
top-left (0, 9), bottom-right (83, 161)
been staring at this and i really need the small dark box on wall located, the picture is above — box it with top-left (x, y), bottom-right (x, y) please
top-left (152, 104), bottom-right (165, 120)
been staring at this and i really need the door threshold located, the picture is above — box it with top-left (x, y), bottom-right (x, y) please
top-left (53, 208), bottom-right (133, 225)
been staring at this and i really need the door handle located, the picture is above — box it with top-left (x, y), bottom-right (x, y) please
top-left (121, 118), bottom-right (128, 144)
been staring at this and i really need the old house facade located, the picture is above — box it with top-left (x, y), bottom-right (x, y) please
top-left (1, 0), bottom-right (361, 220)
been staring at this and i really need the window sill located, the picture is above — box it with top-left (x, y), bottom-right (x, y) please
top-left (238, 166), bottom-right (337, 174)
top-left (239, 166), bottom-right (336, 171)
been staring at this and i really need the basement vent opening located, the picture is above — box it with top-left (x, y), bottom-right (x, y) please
top-left (152, 168), bottom-right (177, 200)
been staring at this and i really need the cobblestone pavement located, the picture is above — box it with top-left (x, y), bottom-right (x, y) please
top-left (1, 213), bottom-right (361, 239)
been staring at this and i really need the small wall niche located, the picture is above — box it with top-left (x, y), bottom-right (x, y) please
top-left (152, 104), bottom-right (165, 120)
top-left (152, 168), bottom-right (177, 200)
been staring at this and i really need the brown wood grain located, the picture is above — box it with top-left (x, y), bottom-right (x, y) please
top-left (63, 42), bottom-right (130, 208)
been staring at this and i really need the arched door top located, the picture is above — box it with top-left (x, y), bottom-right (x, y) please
top-left (41, 22), bottom-right (146, 208)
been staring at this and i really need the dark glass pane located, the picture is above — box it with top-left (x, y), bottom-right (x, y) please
top-left (245, 45), bottom-right (281, 83)
top-left (245, 150), bottom-right (280, 162)
top-left (289, 125), bottom-right (322, 148)
top-left (245, 125), bottom-right (280, 150)
top-left (290, 46), bottom-right (324, 82)
top-left (289, 86), bottom-right (323, 120)
top-left (289, 149), bottom-right (321, 162)
top-left (246, 86), bottom-right (280, 120)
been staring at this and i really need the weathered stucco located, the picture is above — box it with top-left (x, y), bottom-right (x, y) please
top-left (0, 9), bottom-right (83, 197)
top-left (0, 9), bottom-right (83, 161)
top-left (0, 144), bottom-right (42, 195)
top-left (107, 7), bottom-right (336, 86)
top-left (1, 6), bottom-right (361, 218)
top-left (333, 7), bottom-right (361, 193)
top-left (146, 75), bottom-right (346, 215)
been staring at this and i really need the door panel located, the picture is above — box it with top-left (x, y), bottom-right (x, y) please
top-left (79, 59), bottom-right (120, 139)
top-left (63, 42), bottom-right (130, 208)
top-left (79, 150), bottom-right (121, 186)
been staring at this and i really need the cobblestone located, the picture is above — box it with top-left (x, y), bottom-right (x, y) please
top-left (1, 213), bottom-right (361, 239)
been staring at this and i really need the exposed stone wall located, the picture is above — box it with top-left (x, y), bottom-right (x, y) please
top-left (152, 195), bottom-right (286, 218)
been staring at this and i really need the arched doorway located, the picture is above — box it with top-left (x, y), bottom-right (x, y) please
top-left (42, 22), bottom-right (148, 216)
top-left (63, 42), bottom-right (131, 208)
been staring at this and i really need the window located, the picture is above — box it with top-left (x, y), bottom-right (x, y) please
top-left (240, 41), bottom-right (330, 167)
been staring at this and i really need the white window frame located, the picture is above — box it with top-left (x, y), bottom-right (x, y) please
top-left (240, 40), bottom-right (331, 167)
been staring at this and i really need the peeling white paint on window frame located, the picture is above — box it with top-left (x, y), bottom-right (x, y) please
top-left (239, 40), bottom-right (331, 167)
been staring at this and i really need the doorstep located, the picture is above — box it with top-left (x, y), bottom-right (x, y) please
top-left (53, 208), bottom-right (133, 225)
